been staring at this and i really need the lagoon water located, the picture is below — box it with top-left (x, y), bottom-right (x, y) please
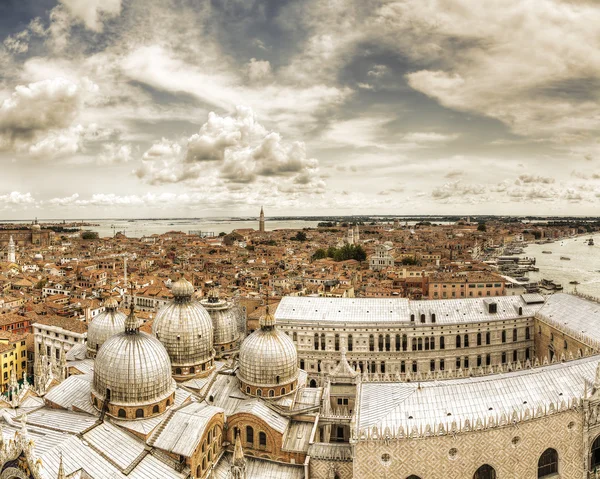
top-left (518, 234), bottom-right (600, 297)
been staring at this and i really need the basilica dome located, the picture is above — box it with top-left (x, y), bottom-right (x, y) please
top-left (91, 306), bottom-right (175, 420)
top-left (200, 290), bottom-right (240, 357)
top-left (87, 297), bottom-right (126, 358)
top-left (153, 277), bottom-right (215, 379)
top-left (238, 306), bottom-right (299, 398)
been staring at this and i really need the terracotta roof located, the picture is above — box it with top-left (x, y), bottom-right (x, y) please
top-left (34, 315), bottom-right (88, 334)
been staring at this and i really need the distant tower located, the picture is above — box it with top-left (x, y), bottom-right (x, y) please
top-left (8, 235), bottom-right (15, 263)
top-left (346, 227), bottom-right (354, 245)
top-left (124, 257), bottom-right (128, 290)
top-left (231, 430), bottom-right (247, 479)
top-left (259, 206), bottom-right (265, 233)
top-left (354, 224), bottom-right (360, 243)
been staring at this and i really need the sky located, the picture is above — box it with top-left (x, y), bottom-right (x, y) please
top-left (0, 0), bottom-right (599, 219)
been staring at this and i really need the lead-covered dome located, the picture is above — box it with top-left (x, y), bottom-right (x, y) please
top-left (200, 290), bottom-right (240, 357)
top-left (92, 306), bottom-right (175, 420)
top-left (153, 277), bottom-right (215, 379)
top-left (238, 306), bottom-right (298, 398)
top-left (87, 297), bottom-right (126, 358)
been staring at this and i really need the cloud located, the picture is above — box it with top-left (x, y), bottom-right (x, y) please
top-left (0, 191), bottom-right (35, 206)
top-left (99, 143), bottom-right (133, 164)
top-left (246, 58), bottom-right (272, 84)
top-left (515, 174), bottom-right (555, 185)
top-left (137, 106), bottom-right (324, 191)
top-left (444, 170), bottom-right (463, 179)
top-left (367, 65), bottom-right (388, 78)
top-left (0, 77), bottom-right (98, 153)
top-left (394, 1), bottom-right (600, 139)
top-left (431, 181), bottom-right (486, 200)
top-left (59, 0), bottom-right (122, 32)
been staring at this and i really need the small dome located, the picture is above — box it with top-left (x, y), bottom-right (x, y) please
top-left (238, 307), bottom-right (298, 391)
top-left (200, 294), bottom-right (240, 351)
top-left (31, 224), bottom-right (41, 231)
top-left (34, 253), bottom-right (43, 261)
top-left (153, 278), bottom-right (214, 377)
top-left (92, 309), bottom-right (175, 410)
top-left (87, 298), bottom-right (126, 358)
top-left (171, 277), bottom-right (194, 297)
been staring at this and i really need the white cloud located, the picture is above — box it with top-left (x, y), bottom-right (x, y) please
top-left (246, 58), bottom-right (273, 83)
top-left (137, 106), bottom-right (324, 192)
top-left (0, 191), bottom-right (35, 208)
top-left (99, 143), bottom-right (133, 164)
top-left (59, 0), bottom-right (122, 32)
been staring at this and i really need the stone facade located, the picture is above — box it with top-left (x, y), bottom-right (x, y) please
top-left (353, 410), bottom-right (582, 479)
top-left (534, 316), bottom-right (589, 363)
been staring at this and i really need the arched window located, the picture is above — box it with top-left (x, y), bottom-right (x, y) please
top-left (118, 408), bottom-right (126, 418)
top-left (402, 334), bottom-right (408, 351)
top-left (410, 314), bottom-right (415, 322)
top-left (464, 334), bottom-right (469, 347)
top-left (430, 336), bottom-right (435, 350)
top-left (538, 448), bottom-right (558, 477)
top-left (424, 337), bottom-right (430, 350)
top-left (473, 464), bottom-right (496, 479)
top-left (335, 334), bottom-right (340, 351)
top-left (477, 332), bottom-right (482, 346)
top-left (501, 330), bottom-right (506, 343)
top-left (564, 340), bottom-right (568, 350)
top-left (486, 331), bottom-right (491, 345)
top-left (152, 404), bottom-right (159, 414)
top-left (259, 431), bottom-right (267, 447)
top-left (385, 334), bottom-right (391, 351)
top-left (309, 379), bottom-right (317, 388)
top-left (246, 426), bottom-right (254, 445)
top-left (431, 313), bottom-right (436, 323)
top-left (417, 338), bottom-right (422, 351)
top-left (456, 335), bottom-right (461, 348)
top-left (135, 408), bottom-right (144, 418)
top-left (412, 338), bottom-right (417, 351)
top-left (197, 465), bottom-right (201, 477)
top-left (293, 332), bottom-right (297, 342)
top-left (281, 387), bottom-right (286, 395)
top-left (378, 334), bottom-right (384, 351)
top-left (314, 333), bottom-right (319, 350)
top-left (321, 333), bottom-right (326, 350)
top-left (269, 389), bottom-right (274, 397)
top-left (246, 386), bottom-right (251, 394)
top-left (175, 367), bottom-right (182, 375)
top-left (440, 336), bottom-right (445, 349)
top-left (591, 435), bottom-right (600, 470)
top-left (395, 334), bottom-right (401, 351)
top-left (406, 476), bottom-right (422, 479)
top-left (420, 314), bottom-right (425, 323)
top-left (348, 334), bottom-right (353, 351)
top-left (526, 327), bottom-right (530, 340)
top-left (190, 367), bottom-right (195, 374)
top-left (369, 334), bottom-right (375, 352)
top-left (513, 328), bottom-right (518, 342)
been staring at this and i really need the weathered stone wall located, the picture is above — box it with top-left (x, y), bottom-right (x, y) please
top-left (534, 317), bottom-right (589, 362)
top-left (353, 410), bottom-right (583, 479)
top-left (310, 458), bottom-right (353, 479)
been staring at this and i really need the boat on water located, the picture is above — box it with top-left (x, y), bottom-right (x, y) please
top-left (560, 256), bottom-right (571, 260)
top-left (542, 251), bottom-right (552, 254)
top-left (569, 281), bottom-right (580, 285)
top-left (589, 238), bottom-right (595, 246)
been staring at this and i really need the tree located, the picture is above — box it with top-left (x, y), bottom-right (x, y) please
top-left (81, 231), bottom-right (99, 240)
top-left (312, 248), bottom-right (327, 260)
top-left (477, 223), bottom-right (487, 232)
top-left (219, 232), bottom-right (226, 237)
top-left (293, 231), bottom-right (307, 241)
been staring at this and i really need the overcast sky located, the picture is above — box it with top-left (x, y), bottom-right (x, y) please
top-left (0, 0), bottom-right (599, 219)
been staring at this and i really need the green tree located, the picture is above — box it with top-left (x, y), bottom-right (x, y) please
top-left (219, 232), bottom-right (226, 237)
top-left (477, 223), bottom-right (487, 232)
top-left (294, 231), bottom-right (307, 241)
top-left (81, 231), bottom-right (99, 240)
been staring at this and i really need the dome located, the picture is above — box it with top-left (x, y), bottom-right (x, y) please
top-left (87, 297), bottom-right (126, 358)
top-left (153, 277), bottom-right (214, 378)
top-left (200, 291), bottom-right (240, 355)
top-left (238, 306), bottom-right (298, 396)
top-left (34, 253), bottom-right (43, 261)
top-left (31, 224), bottom-right (41, 231)
top-left (92, 307), bottom-right (175, 418)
